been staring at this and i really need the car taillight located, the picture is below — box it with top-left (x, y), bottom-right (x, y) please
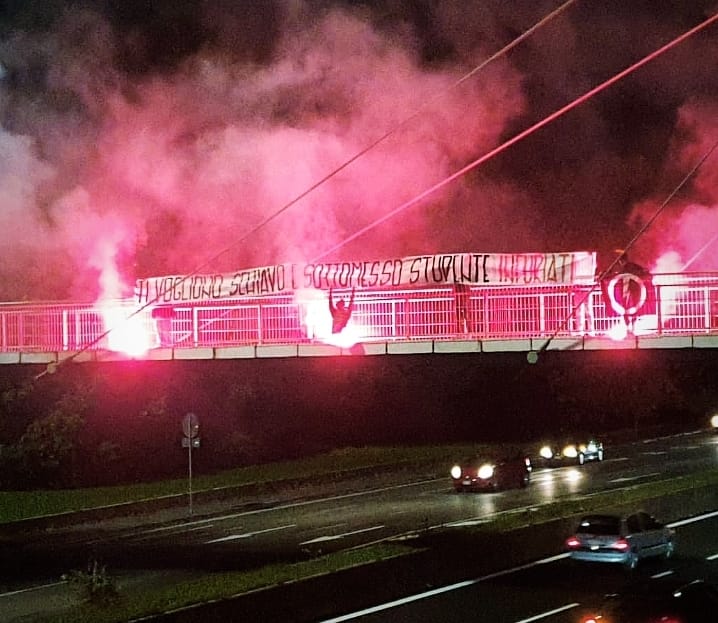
top-left (581, 617), bottom-right (600, 623)
top-left (613, 538), bottom-right (630, 551)
top-left (566, 536), bottom-right (580, 549)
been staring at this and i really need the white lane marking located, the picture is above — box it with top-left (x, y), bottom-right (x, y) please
top-left (300, 525), bottom-right (385, 545)
top-left (205, 524), bottom-right (295, 543)
top-left (318, 555), bottom-right (573, 622)
top-left (610, 471), bottom-right (661, 483)
top-left (651, 570), bottom-right (674, 579)
top-left (667, 509), bottom-right (718, 528)
top-left (137, 478), bottom-right (445, 534)
top-left (445, 519), bottom-right (491, 527)
top-left (126, 524), bottom-right (213, 543)
top-left (707, 553), bottom-right (718, 561)
top-left (536, 553), bottom-right (571, 564)
top-left (0, 581), bottom-right (66, 598)
top-left (641, 451), bottom-right (668, 456)
top-left (515, 603), bottom-right (580, 622)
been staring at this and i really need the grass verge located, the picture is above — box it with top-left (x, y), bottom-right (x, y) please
top-left (30, 543), bottom-right (416, 623)
top-left (0, 443), bottom-right (486, 524)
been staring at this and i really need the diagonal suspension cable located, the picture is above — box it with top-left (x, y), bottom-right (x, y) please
top-left (311, 10), bottom-right (718, 263)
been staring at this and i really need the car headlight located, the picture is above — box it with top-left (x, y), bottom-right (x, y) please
top-left (477, 464), bottom-right (495, 479)
top-left (539, 445), bottom-right (553, 459)
top-left (450, 465), bottom-right (462, 479)
top-left (711, 414), bottom-right (718, 429)
top-left (563, 444), bottom-right (578, 458)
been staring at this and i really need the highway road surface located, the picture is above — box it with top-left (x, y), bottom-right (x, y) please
top-left (1, 430), bottom-right (717, 622)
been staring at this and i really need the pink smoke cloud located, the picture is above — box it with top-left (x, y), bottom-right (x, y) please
top-left (629, 99), bottom-right (718, 272)
top-left (2, 1), bottom-right (718, 304)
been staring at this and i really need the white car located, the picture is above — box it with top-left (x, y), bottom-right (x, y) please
top-left (566, 512), bottom-right (675, 569)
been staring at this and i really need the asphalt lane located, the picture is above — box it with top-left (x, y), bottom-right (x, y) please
top-left (319, 512), bottom-right (718, 623)
top-left (1, 431), bottom-right (717, 621)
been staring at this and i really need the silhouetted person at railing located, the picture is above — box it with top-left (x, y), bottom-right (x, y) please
top-left (329, 287), bottom-right (355, 334)
top-left (454, 283), bottom-right (471, 334)
top-left (151, 306), bottom-right (176, 347)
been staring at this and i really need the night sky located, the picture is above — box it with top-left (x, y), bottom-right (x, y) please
top-left (1, 1), bottom-right (718, 303)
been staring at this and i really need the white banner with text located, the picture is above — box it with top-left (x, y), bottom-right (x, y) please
top-left (134, 251), bottom-right (597, 305)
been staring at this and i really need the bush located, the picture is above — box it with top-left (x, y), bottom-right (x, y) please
top-left (62, 558), bottom-right (118, 605)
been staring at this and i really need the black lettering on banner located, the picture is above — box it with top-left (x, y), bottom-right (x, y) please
top-left (135, 279), bottom-right (148, 304)
top-left (229, 273), bottom-right (241, 297)
top-left (170, 276), bottom-right (180, 301)
top-left (519, 254), bottom-right (529, 283)
top-left (303, 264), bottom-right (315, 289)
top-left (439, 255), bottom-right (454, 282)
top-left (380, 259), bottom-right (403, 286)
top-left (409, 258), bottom-right (422, 284)
top-left (545, 254), bottom-right (557, 282)
top-left (277, 265), bottom-right (286, 291)
top-left (155, 277), bottom-right (168, 302)
top-left (368, 261), bottom-right (380, 287)
top-left (322, 263), bottom-right (333, 289)
top-left (531, 254), bottom-right (544, 283)
top-left (257, 266), bottom-right (284, 294)
top-left (353, 262), bottom-right (364, 287)
top-left (478, 254), bottom-right (490, 283)
top-left (290, 264), bottom-right (297, 290)
top-left (337, 262), bottom-right (351, 288)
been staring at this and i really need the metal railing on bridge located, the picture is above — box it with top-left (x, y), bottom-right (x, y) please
top-left (1, 273), bottom-right (718, 353)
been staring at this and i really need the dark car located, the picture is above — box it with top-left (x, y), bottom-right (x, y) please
top-left (566, 512), bottom-right (675, 569)
top-left (538, 438), bottom-right (604, 466)
top-left (579, 576), bottom-right (718, 623)
top-left (451, 453), bottom-right (531, 492)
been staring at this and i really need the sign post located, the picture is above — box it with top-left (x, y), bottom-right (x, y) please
top-left (181, 412), bottom-right (200, 516)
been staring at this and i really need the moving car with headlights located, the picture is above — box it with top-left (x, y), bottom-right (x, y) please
top-left (451, 452), bottom-right (531, 492)
top-left (566, 512), bottom-right (675, 569)
top-left (711, 413), bottom-right (718, 433)
top-left (538, 438), bottom-right (604, 466)
top-left (579, 576), bottom-right (718, 623)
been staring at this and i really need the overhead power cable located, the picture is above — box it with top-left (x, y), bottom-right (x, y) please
top-left (312, 9), bottom-right (718, 263)
top-left (32, 0), bottom-right (577, 379)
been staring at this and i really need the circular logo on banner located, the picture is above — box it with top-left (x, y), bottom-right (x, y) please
top-left (607, 272), bottom-right (647, 316)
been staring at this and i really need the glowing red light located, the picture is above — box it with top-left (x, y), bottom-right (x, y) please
top-left (99, 302), bottom-right (153, 357)
top-left (607, 320), bottom-right (628, 341)
top-left (613, 538), bottom-right (630, 551)
top-left (565, 536), bottom-right (580, 549)
top-left (295, 288), bottom-right (362, 348)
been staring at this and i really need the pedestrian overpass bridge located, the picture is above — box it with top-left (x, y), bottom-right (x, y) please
top-left (2, 272), bottom-right (718, 365)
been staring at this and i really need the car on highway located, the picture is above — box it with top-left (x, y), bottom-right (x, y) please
top-left (711, 413), bottom-right (718, 433)
top-left (579, 576), bottom-right (718, 623)
top-left (566, 512), bottom-right (675, 569)
top-left (450, 452), bottom-right (531, 492)
top-left (537, 438), bottom-right (604, 466)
